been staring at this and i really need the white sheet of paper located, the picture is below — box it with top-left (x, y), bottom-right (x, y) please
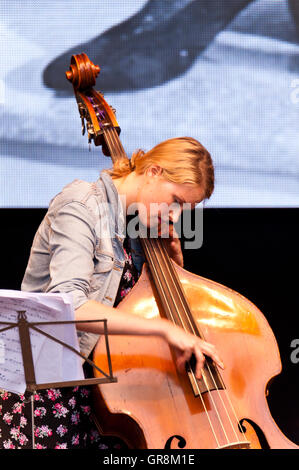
top-left (0, 290), bottom-right (84, 394)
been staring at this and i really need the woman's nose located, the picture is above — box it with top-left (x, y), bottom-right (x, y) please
top-left (169, 203), bottom-right (182, 223)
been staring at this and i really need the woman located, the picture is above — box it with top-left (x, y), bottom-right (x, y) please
top-left (0, 137), bottom-right (223, 449)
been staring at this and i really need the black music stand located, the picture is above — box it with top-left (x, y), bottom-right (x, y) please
top-left (0, 310), bottom-right (117, 449)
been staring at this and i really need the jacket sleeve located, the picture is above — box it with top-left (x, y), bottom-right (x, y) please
top-left (46, 201), bottom-right (96, 310)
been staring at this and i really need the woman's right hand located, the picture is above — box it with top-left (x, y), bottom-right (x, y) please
top-left (160, 319), bottom-right (224, 379)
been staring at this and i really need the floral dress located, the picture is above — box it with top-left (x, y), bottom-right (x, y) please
top-left (0, 236), bottom-right (140, 449)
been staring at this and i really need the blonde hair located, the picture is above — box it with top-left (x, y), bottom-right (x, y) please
top-left (106, 137), bottom-right (214, 199)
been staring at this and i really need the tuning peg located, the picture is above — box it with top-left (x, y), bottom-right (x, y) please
top-left (110, 106), bottom-right (116, 114)
top-left (81, 116), bottom-right (86, 136)
top-left (87, 122), bottom-right (94, 146)
top-left (78, 103), bottom-right (86, 117)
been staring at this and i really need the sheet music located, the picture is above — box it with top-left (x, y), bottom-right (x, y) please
top-left (0, 290), bottom-right (84, 394)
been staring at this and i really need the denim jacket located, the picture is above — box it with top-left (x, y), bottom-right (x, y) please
top-left (21, 171), bottom-right (144, 359)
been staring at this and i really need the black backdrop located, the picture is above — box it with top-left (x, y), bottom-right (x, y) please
top-left (0, 207), bottom-right (298, 446)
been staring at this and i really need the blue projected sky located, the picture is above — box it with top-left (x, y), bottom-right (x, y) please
top-left (0, 0), bottom-right (298, 207)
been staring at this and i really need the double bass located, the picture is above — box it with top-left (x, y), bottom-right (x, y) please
top-left (66, 53), bottom-right (298, 449)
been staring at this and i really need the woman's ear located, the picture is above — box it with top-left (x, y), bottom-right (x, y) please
top-left (146, 165), bottom-right (163, 178)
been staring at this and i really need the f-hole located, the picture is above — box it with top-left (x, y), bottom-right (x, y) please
top-left (239, 418), bottom-right (270, 449)
top-left (164, 435), bottom-right (187, 449)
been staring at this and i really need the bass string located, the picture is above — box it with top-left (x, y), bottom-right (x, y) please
top-left (108, 128), bottom-right (246, 446)
top-left (103, 128), bottom-right (120, 159)
top-left (142, 240), bottom-right (188, 327)
top-left (101, 127), bottom-right (115, 157)
top-left (110, 127), bottom-right (126, 157)
top-left (104, 127), bottom-right (127, 159)
top-left (113, 128), bottom-right (127, 157)
top-left (140, 238), bottom-right (189, 332)
top-left (154, 237), bottom-right (247, 446)
top-left (198, 354), bottom-right (247, 444)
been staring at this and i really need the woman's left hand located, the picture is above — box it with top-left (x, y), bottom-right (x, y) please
top-left (161, 222), bottom-right (184, 267)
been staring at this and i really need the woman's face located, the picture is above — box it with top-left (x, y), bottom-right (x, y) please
top-left (135, 167), bottom-right (205, 229)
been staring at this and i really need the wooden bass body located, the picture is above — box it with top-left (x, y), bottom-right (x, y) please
top-left (93, 263), bottom-right (297, 449)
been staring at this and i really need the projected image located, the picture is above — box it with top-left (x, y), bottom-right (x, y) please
top-left (0, 0), bottom-right (298, 207)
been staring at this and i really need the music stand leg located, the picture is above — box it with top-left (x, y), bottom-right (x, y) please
top-left (30, 390), bottom-right (36, 449)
